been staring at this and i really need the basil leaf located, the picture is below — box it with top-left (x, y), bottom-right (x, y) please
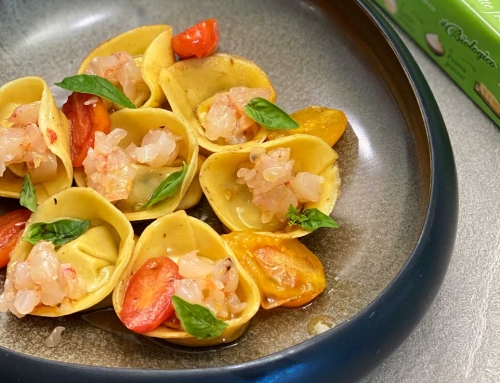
top-left (135, 162), bottom-right (188, 210)
top-left (22, 219), bottom-right (91, 247)
top-left (285, 205), bottom-right (339, 230)
top-left (55, 74), bottom-right (137, 109)
top-left (244, 97), bottom-right (299, 130)
top-left (172, 295), bottom-right (228, 339)
top-left (20, 173), bottom-right (37, 212)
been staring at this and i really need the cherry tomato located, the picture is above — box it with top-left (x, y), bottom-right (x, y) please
top-left (0, 209), bottom-right (31, 268)
top-left (120, 257), bottom-right (182, 334)
top-left (223, 232), bottom-right (326, 309)
top-left (267, 106), bottom-right (347, 147)
top-left (172, 18), bottom-right (219, 60)
top-left (61, 92), bottom-right (111, 167)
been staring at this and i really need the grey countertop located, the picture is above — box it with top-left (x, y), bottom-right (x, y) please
top-left (363, 28), bottom-right (500, 383)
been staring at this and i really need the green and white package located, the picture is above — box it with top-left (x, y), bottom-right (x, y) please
top-left (375, 0), bottom-right (500, 127)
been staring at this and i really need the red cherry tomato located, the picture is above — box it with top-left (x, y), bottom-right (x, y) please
top-left (0, 209), bottom-right (32, 268)
top-left (172, 18), bottom-right (220, 59)
top-left (120, 257), bottom-right (182, 334)
top-left (61, 92), bottom-right (111, 168)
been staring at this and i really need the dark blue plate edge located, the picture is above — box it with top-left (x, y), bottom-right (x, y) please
top-left (0, 1), bottom-right (458, 382)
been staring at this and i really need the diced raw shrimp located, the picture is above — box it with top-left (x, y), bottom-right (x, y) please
top-left (253, 184), bottom-right (298, 224)
top-left (290, 172), bottom-right (323, 203)
top-left (203, 93), bottom-right (241, 143)
top-left (0, 127), bottom-right (29, 176)
top-left (7, 102), bottom-right (40, 128)
top-left (0, 241), bottom-right (87, 318)
top-left (14, 289), bottom-right (41, 315)
top-left (227, 292), bottom-right (247, 315)
top-left (177, 250), bottom-right (214, 279)
top-left (173, 279), bottom-right (204, 305)
top-left (212, 258), bottom-right (239, 293)
top-left (59, 264), bottom-right (87, 301)
top-left (173, 252), bottom-right (245, 320)
top-left (127, 129), bottom-right (181, 168)
top-left (0, 102), bottom-right (58, 181)
top-left (86, 52), bottom-right (145, 104)
top-left (228, 87), bottom-right (271, 115)
top-left (29, 241), bottom-right (60, 284)
top-left (202, 87), bottom-right (271, 144)
top-left (237, 147), bottom-right (324, 223)
top-left (237, 147), bottom-right (294, 194)
top-left (83, 129), bottom-right (138, 202)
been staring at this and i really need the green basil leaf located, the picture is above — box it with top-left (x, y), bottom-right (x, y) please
top-left (285, 205), bottom-right (339, 230)
top-left (172, 295), bottom-right (228, 339)
top-left (244, 97), bottom-right (299, 130)
top-left (20, 173), bottom-right (37, 212)
top-left (22, 219), bottom-right (91, 247)
top-left (55, 74), bottom-right (137, 109)
top-left (135, 162), bottom-right (188, 210)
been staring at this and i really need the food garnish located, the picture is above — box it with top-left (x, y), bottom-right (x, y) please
top-left (171, 295), bottom-right (228, 339)
top-left (55, 74), bottom-right (136, 109)
top-left (20, 173), bottom-right (37, 212)
top-left (22, 218), bottom-right (91, 247)
top-left (135, 162), bottom-right (188, 210)
top-left (285, 205), bottom-right (339, 230)
top-left (244, 97), bottom-right (299, 130)
top-left (266, 106), bottom-right (347, 146)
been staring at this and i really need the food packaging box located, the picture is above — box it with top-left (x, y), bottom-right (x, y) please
top-left (374, 0), bottom-right (500, 127)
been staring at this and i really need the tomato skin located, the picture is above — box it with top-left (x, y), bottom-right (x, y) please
top-left (0, 209), bottom-right (32, 268)
top-left (120, 257), bottom-right (182, 334)
top-left (172, 18), bottom-right (219, 59)
top-left (61, 92), bottom-right (110, 167)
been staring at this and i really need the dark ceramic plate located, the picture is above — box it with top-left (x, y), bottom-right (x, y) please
top-left (0, 0), bottom-right (457, 382)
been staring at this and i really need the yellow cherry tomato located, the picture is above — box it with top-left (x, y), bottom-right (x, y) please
top-left (222, 231), bottom-right (326, 309)
top-left (267, 106), bottom-right (347, 146)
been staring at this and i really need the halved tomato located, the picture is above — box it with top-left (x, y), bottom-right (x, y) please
top-left (0, 209), bottom-right (31, 268)
top-left (61, 92), bottom-right (110, 167)
top-left (120, 256), bottom-right (182, 334)
top-left (172, 19), bottom-right (219, 60)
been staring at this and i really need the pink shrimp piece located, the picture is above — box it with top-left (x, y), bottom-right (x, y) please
top-left (83, 129), bottom-right (138, 202)
top-left (290, 172), bottom-right (323, 203)
top-left (202, 87), bottom-right (272, 145)
top-left (177, 250), bottom-right (214, 279)
top-left (203, 93), bottom-right (240, 143)
top-left (127, 129), bottom-right (181, 168)
top-left (86, 52), bottom-right (144, 104)
top-left (237, 147), bottom-right (294, 194)
top-left (253, 184), bottom-right (298, 223)
top-left (172, 252), bottom-right (246, 319)
top-left (0, 102), bottom-right (58, 181)
top-left (59, 264), bottom-right (87, 301)
top-left (7, 102), bottom-right (40, 128)
top-left (0, 127), bottom-right (29, 176)
top-left (0, 241), bottom-right (88, 318)
top-left (237, 147), bottom-right (324, 223)
top-left (228, 87), bottom-right (271, 115)
top-left (173, 279), bottom-right (204, 305)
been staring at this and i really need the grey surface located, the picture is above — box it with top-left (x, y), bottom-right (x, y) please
top-left (363, 27), bottom-right (500, 383)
